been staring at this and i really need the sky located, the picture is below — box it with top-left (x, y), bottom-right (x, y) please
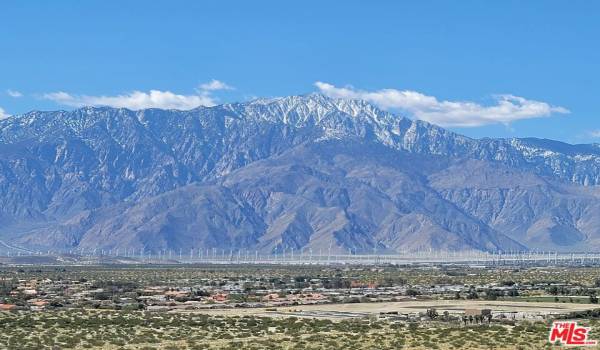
top-left (1, 0), bottom-right (599, 144)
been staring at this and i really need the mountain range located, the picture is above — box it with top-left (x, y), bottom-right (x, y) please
top-left (1, 94), bottom-right (600, 254)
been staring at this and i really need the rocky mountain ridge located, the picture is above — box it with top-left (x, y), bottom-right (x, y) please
top-left (1, 94), bottom-right (599, 253)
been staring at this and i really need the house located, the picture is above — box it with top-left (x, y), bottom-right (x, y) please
top-left (211, 293), bottom-right (228, 302)
top-left (164, 290), bottom-right (189, 300)
top-left (29, 300), bottom-right (48, 311)
top-left (0, 304), bottom-right (16, 311)
top-left (262, 293), bottom-right (280, 302)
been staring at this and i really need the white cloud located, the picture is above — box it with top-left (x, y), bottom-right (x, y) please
top-left (42, 79), bottom-right (234, 110)
top-left (6, 89), bottom-right (23, 98)
top-left (589, 130), bottom-right (600, 138)
top-left (315, 82), bottom-right (570, 127)
top-left (42, 89), bottom-right (217, 110)
top-left (199, 79), bottom-right (234, 91)
top-left (0, 107), bottom-right (9, 120)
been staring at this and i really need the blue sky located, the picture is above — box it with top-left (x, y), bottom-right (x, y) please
top-left (1, 1), bottom-right (599, 143)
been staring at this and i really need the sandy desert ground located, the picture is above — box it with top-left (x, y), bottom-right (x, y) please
top-left (174, 299), bottom-right (600, 319)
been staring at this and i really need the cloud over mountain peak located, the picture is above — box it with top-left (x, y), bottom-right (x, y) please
top-left (41, 80), bottom-right (235, 110)
top-left (315, 82), bottom-right (569, 127)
